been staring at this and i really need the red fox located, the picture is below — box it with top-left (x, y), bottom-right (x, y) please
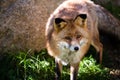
top-left (45, 0), bottom-right (111, 80)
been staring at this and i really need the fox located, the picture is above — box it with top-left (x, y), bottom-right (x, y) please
top-left (45, 0), bottom-right (120, 80)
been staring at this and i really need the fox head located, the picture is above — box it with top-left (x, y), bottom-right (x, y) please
top-left (53, 14), bottom-right (91, 53)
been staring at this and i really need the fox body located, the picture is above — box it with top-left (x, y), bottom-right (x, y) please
top-left (46, 0), bottom-right (103, 80)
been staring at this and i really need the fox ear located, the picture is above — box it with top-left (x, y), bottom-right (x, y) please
top-left (74, 14), bottom-right (87, 27)
top-left (54, 18), bottom-right (67, 32)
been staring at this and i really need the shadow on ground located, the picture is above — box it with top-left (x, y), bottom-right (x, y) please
top-left (100, 32), bottom-right (120, 80)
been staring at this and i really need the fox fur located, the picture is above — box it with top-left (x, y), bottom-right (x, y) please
top-left (45, 0), bottom-right (120, 80)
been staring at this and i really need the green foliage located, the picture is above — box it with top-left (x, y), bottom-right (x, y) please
top-left (0, 50), bottom-right (55, 80)
top-left (0, 50), bottom-right (110, 80)
top-left (102, 1), bottom-right (120, 20)
top-left (78, 56), bottom-right (110, 80)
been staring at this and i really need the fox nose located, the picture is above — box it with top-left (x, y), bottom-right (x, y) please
top-left (74, 46), bottom-right (79, 51)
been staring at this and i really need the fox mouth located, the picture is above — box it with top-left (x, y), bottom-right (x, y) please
top-left (68, 51), bottom-right (75, 55)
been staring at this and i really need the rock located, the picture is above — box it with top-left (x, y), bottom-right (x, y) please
top-left (0, 0), bottom-right (64, 53)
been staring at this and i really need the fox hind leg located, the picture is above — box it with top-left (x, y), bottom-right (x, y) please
top-left (92, 39), bottom-right (103, 64)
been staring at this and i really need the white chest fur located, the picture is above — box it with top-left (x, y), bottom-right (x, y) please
top-left (56, 50), bottom-right (81, 65)
top-left (55, 38), bottom-right (90, 65)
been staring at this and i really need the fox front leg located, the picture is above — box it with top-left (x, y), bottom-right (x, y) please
top-left (55, 59), bottom-right (62, 80)
top-left (70, 63), bottom-right (80, 80)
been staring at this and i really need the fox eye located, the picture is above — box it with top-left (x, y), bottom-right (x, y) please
top-left (64, 36), bottom-right (71, 41)
top-left (76, 35), bottom-right (81, 39)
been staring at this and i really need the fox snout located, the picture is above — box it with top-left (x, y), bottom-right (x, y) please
top-left (58, 41), bottom-right (80, 52)
top-left (69, 45), bottom-right (80, 52)
top-left (74, 46), bottom-right (79, 51)
top-left (69, 40), bottom-right (80, 52)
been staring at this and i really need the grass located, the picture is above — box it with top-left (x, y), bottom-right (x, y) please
top-left (78, 56), bottom-right (110, 80)
top-left (0, 49), bottom-right (110, 80)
